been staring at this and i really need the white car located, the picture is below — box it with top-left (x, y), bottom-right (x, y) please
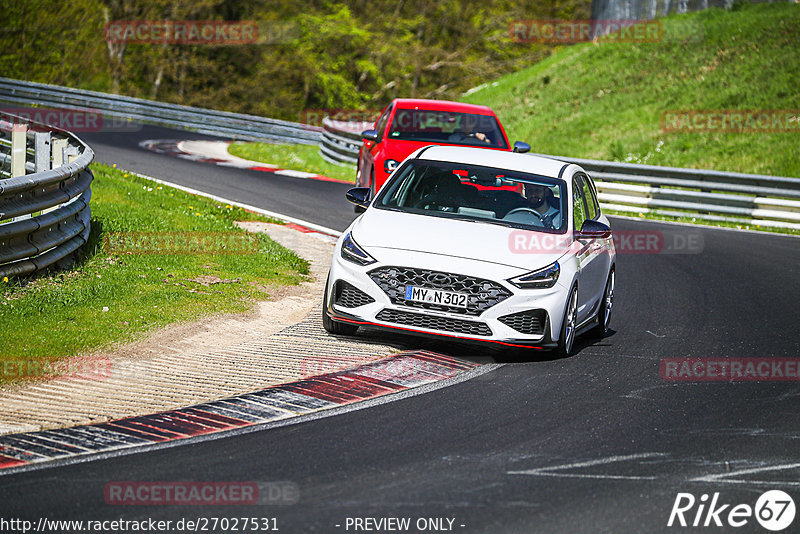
top-left (323, 146), bottom-right (615, 356)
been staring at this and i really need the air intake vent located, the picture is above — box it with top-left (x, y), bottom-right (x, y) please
top-left (376, 308), bottom-right (492, 337)
top-left (498, 309), bottom-right (546, 335)
top-left (334, 281), bottom-right (375, 308)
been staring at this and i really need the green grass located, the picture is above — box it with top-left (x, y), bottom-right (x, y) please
top-left (462, 3), bottom-right (800, 178)
top-left (228, 141), bottom-right (356, 183)
top-left (0, 163), bottom-right (309, 383)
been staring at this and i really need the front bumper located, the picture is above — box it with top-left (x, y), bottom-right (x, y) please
top-left (326, 250), bottom-right (569, 350)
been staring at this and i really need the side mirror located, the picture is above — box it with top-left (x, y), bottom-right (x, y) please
top-left (512, 141), bottom-right (530, 154)
top-left (362, 129), bottom-right (379, 142)
top-left (579, 219), bottom-right (612, 240)
top-left (346, 187), bottom-right (372, 209)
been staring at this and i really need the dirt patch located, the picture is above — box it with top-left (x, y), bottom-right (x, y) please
top-left (0, 222), bottom-right (365, 434)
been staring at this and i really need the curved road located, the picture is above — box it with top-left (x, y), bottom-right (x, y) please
top-left (3, 125), bottom-right (800, 533)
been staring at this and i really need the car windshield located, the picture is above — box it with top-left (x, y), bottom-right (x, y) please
top-left (387, 109), bottom-right (508, 148)
top-left (375, 160), bottom-right (566, 233)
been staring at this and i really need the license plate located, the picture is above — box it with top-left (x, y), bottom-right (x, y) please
top-left (405, 286), bottom-right (468, 308)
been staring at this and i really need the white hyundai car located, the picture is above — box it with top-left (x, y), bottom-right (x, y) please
top-left (323, 146), bottom-right (615, 356)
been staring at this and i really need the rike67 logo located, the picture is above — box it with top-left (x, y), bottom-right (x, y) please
top-left (668, 491), bottom-right (795, 531)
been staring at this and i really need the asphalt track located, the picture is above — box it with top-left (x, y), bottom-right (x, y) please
top-left (2, 124), bottom-right (800, 533)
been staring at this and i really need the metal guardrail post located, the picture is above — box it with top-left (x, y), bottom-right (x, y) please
top-left (52, 138), bottom-right (66, 168)
top-left (35, 132), bottom-right (51, 172)
top-left (10, 124), bottom-right (27, 222)
top-left (10, 123), bottom-right (26, 178)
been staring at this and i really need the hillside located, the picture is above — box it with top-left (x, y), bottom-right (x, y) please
top-left (462, 3), bottom-right (800, 177)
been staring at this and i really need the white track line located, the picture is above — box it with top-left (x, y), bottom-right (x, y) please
top-left (507, 452), bottom-right (668, 480)
top-left (691, 462), bottom-right (800, 486)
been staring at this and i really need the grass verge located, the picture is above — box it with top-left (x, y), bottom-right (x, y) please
top-left (0, 163), bottom-right (309, 384)
top-left (228, 141), bottom-right (356, 183)
top-left (461, 3), bottom-right (800, 178)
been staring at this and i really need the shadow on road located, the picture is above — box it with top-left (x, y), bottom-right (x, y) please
top-left (351, 325), bottom-right (618, 365)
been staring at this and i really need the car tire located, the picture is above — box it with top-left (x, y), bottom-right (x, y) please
top-left (555, 285), bottom-right (578, 358)
top-left (322, 278), bottom-right (359, 336)
top-left (591, 268), bottom-right (614, 338)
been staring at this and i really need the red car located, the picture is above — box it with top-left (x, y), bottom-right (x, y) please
top-left (356, 98), bottom-right (529, 198)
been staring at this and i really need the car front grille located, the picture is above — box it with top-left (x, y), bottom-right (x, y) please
top-left (368, 266), bottom-right (511, 316)
top-left (376, 308), bottom-right (492, 337)
top-left (334, 281), bottom-right (375, 308)
top-left (498, 309), bottom-right (546, 335)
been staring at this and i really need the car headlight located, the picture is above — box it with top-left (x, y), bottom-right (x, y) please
top-left (384, 159), bottom-right (400, 174)
top-left (340, 232), bottom-right (376, 266)
top-left (507, 261), bottom-right (560, 289)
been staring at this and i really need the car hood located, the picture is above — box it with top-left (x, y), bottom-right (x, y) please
top-left (351, 209), bottom-right (569, 271)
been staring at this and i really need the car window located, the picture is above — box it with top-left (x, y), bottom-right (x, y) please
top-left (573, 175), bottom-right (588, 231)
top-left (376, 160), bottom-right (565, 233)
top-left (579, 173), bottom-right (599, 220)
top-left (387, 109), bottom-right (508, 148)
top-left (375, 105), bottom-right (392, 140)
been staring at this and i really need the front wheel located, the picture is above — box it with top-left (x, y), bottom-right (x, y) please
top-left (555, 286), bottom-right (578, 358)
top-left (591, 269), bottom-right (614, 338)
top-left (322, 278), bottom-right (359, 336)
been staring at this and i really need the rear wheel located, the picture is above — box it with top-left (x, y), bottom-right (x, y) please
top-left (322, 278), bottom-right (359, 336)
top-left (591, 269), bottom-right (614, 338)
top-left (555, 286), bottom-right (578, 358)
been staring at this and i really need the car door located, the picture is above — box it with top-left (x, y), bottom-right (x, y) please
top-left (581, 172), bottom-right (612, 307)
top-left (572, 173), bottom-right (607, 324)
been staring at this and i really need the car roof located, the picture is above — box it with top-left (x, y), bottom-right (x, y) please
top-left (414, 145), bottom-right (570, 180)
top-left (391, 98), bottom-right (495, 115)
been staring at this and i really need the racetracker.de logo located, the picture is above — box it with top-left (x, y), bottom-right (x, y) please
top-left (300, 109), bottom-right (380, 128)
top-left (661, 358), bottom-right (800, 382)
top-left (104, 481), bottom-right (299, 505)
top-left (2, 107), bottom-right (141, 133)
top-left (661, 110), bottom-right (800, 134)
top-left (0, 357), bottom-right (111, 381)
top-left (510, 19), bottom-right (663, 43)
top-left (103, 232), bottom-right (259, 255)
top-left (3, 107), bottom-right (102, 132)
top-left (509, 230), bottom-right (703, 255)
top-left (104, 20), bottom-right (259, 45)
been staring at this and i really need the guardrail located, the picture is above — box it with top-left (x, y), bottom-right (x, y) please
top-left (319, 117), bottom-right (363, 165)
top-left (0, 77), bottom-right (321, 145)
top-left (0, 113), bottom-right (93, 277)
top-left (533, 154), bottom-right (800, 230)
top-left (321, 119), bottom-right (800, 230)
top-left (7, 77), bottom-right (797, 232)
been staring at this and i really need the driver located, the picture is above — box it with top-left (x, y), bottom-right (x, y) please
top-left (448, 120), bottom-right (491, 145)
top-left (523, 184), bottom-right (561, 229)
